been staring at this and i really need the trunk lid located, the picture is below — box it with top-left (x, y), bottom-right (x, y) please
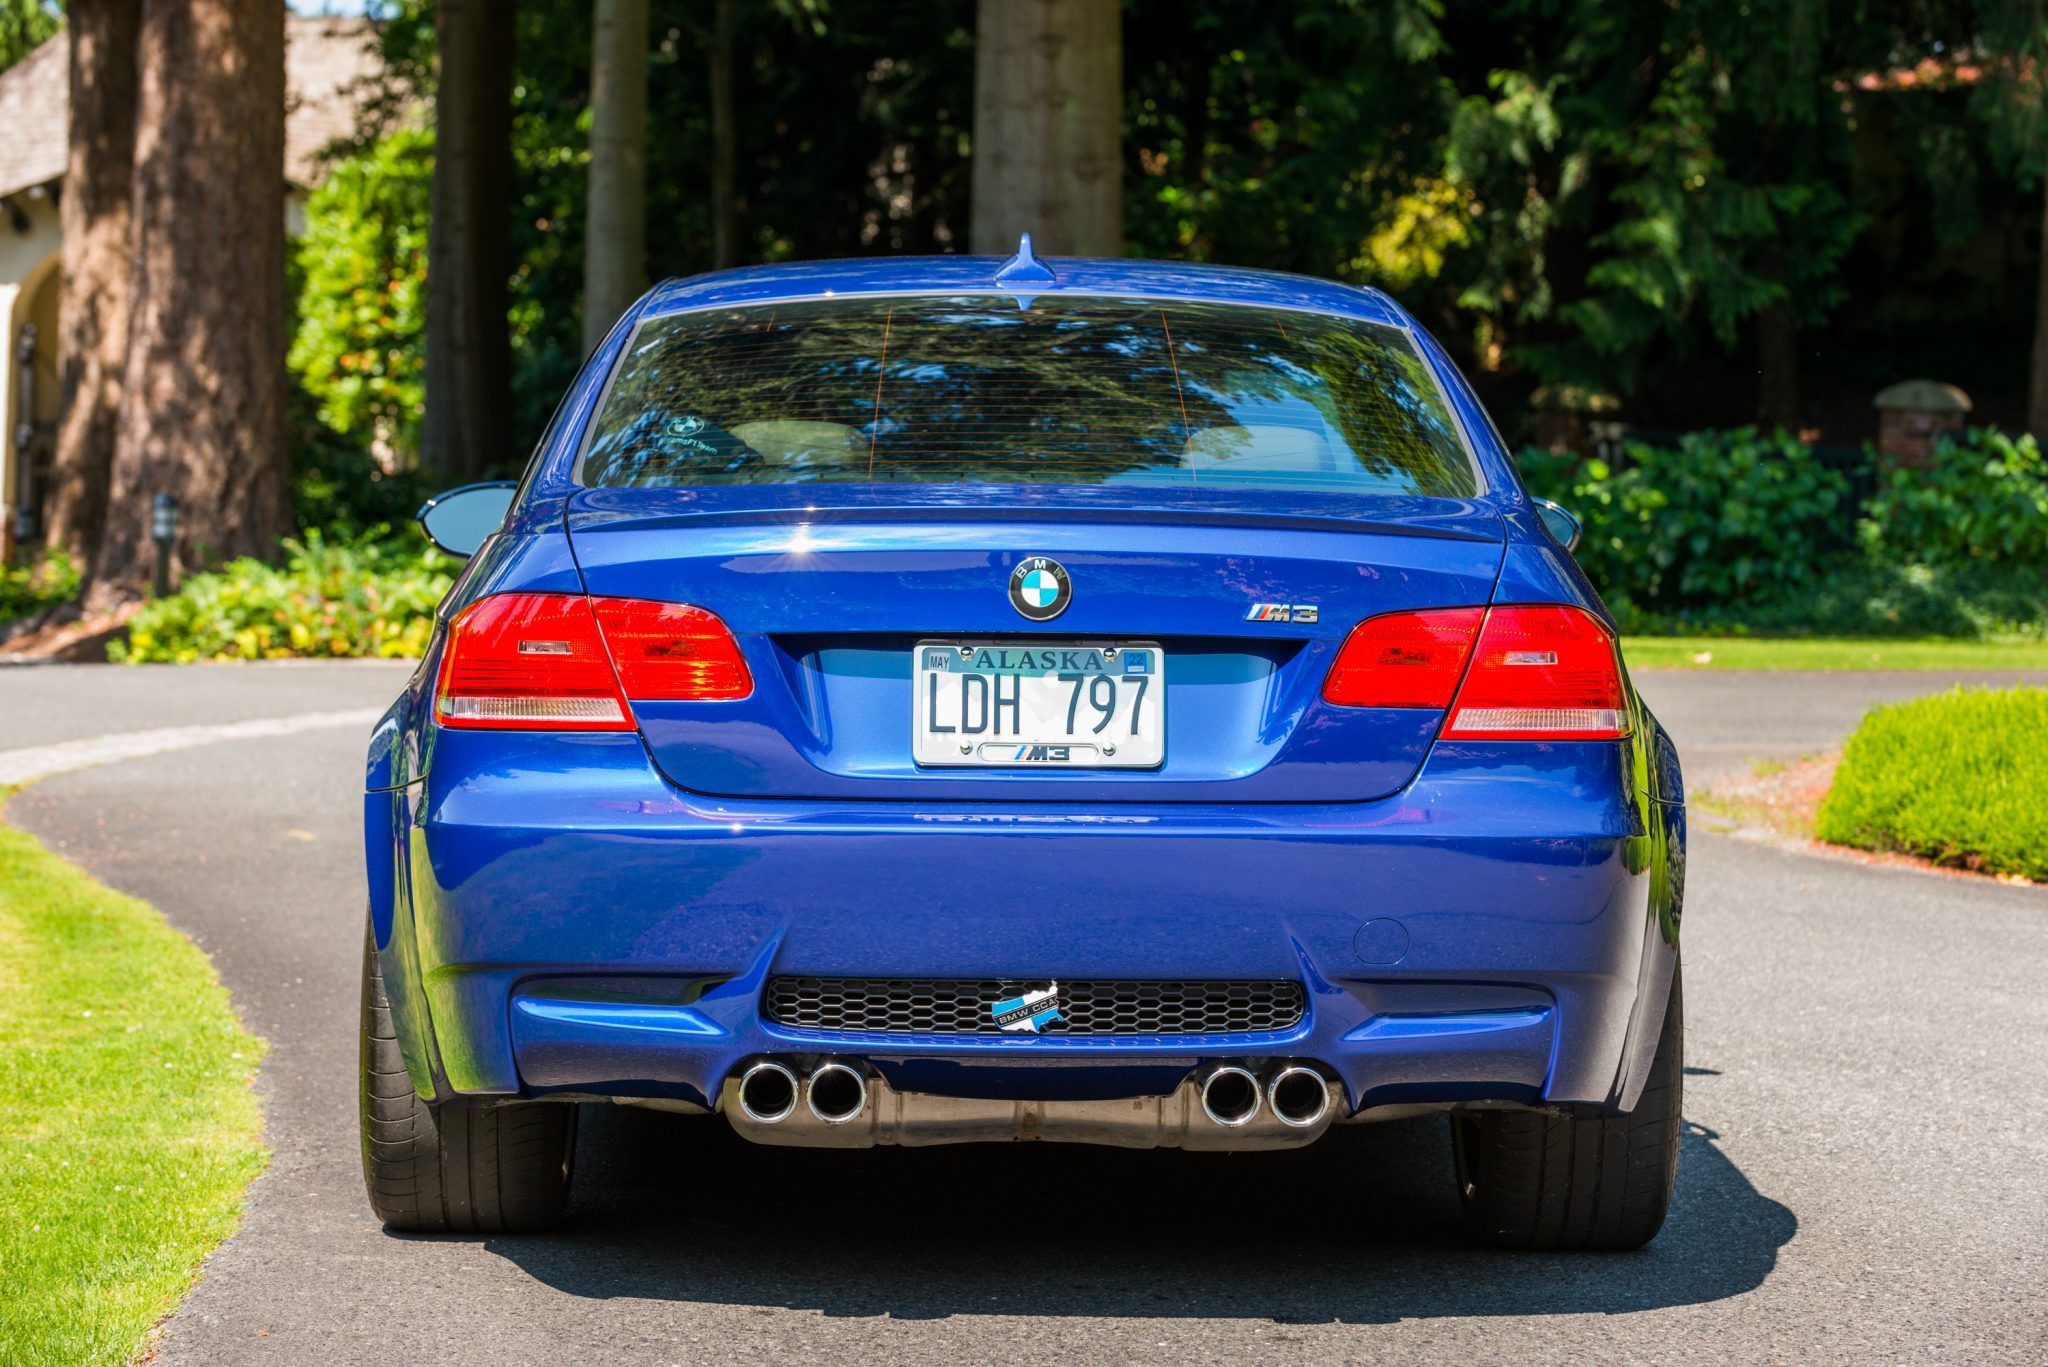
top-left (567, 487), bottom-right (1503, 803)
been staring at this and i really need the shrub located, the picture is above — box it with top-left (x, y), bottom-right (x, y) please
top-left (0, 547), bottom-right (81, 629)
top-left (1625, 559), bottom-right (2048, 639)
top-left (1816, 686), bottom-right (2048, 880)
top-left (1516, 427), bottom-right (1851, 616)
top-left (1863, 427), bottom-right (2048, 567)
top-left (110, 534), bottom-right (453, 663)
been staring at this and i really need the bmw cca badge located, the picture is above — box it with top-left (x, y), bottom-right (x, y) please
top-left (1008, 556), bottom-right (1071, 621)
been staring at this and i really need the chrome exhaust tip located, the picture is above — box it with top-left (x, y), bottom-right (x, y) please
top-left (736, 1060), bottom-right (800, 1124)
top-left (1267, 1065), bottom-right (1332, 1128)
top-left (1199, 1065), bottom-right (1263, 1127)
top-left (806, 1060), bottom-right (870, 1125)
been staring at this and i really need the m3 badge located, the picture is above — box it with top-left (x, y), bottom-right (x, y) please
top-left (1245, 603), bottom-right (1318, 623)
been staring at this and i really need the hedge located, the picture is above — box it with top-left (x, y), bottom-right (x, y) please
top-left (1815, 686), bottom-right (2048, 881)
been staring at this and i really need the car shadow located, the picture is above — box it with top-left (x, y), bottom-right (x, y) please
top-left (469, 1103), bottom-right (1795, 1323)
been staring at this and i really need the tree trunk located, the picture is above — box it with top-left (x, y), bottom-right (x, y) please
top-left (708, 0), bottom-right (737, 270)
top-left (421, 0), bottom-right (515, 485)
top-left (90, 0), bottom-right (288, 605)
top-left (47, 0), bottom-right (141, 559)
top-left (584, 0), bottom-right (648, 354)
top-left (2031, 173), bottom-right (2048, 438)
top-left (970, 0), bottom-right (1122, 257)
top-left (1756, 305), bottom-right (1799, 434)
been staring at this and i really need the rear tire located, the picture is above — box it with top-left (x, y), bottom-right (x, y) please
top-left (1453, 961), bottom-right (1682, 1251)
top-left (359, 915), bottom-right (575, 1232)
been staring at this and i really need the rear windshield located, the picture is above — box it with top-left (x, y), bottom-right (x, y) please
top-left (576, 294), bottom-right (1479, 498)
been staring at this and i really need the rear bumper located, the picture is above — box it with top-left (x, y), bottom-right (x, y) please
top-left (372, 728), bottom-right (1682, 1120)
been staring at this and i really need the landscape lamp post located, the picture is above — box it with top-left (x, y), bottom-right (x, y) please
top-left (151, 492), bottom-right (179, 598)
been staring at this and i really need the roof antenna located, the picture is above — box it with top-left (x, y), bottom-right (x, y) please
top-left (994, 232), bottom-right (1056, 286)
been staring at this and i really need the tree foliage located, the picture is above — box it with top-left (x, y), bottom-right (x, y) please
top-left (0, 0), bottom-right (58, 74)
top-left (290, 125), bottom-right (431, 465)
top-left (277, 0), bottom-right (2048, 477)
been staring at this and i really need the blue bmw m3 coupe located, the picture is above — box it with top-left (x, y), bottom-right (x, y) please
top-left (362, 240), bottom-right (1686, 1249)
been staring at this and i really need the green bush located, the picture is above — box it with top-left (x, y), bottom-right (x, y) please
top-left (0, 547), bottom-right (81, 629)
top-left (1863, 427), bottom-right (2048, 567)
top-left (1623, 559), bottom-right (2048, 639)
top-left (1517, 426), bottom-right (1852, 616)
top-left (1816, 686), bottom-right (2048, 880)
top-left (110, 534), bottom-right (453, 663)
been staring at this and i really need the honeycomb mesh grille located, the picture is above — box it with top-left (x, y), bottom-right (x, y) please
top-left (764, 977), bottom-right (1305, 1036)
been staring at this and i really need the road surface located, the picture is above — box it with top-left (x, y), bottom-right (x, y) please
top-left (6, 662), bottom-right (2044, 1363)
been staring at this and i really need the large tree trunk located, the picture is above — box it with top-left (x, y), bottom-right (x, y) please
top-left (90, 0), bottom-right (287, 604)
top-left (970, 0), bottom-right (1122, 257)
top-left (707, 0), bottom-right (737, 270)
top-left (1756, 304), bottom-right (1799, 434)
top-left (584, 0), bottom-right (648, 354)
top-left (2031, 174), bottom-right (2048, 438)
top-left (46, 0), bottom-right (141, 559)
top-left (421, 0), bottom-right (515, 484)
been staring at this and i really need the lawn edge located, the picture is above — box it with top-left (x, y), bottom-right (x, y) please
top-left (0, 800), bottom-right (272, 1367)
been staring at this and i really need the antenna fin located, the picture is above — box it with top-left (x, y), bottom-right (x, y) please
top-left (994, 232), bottom-right (1057, 285)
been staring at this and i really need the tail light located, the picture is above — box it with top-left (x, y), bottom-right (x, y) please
top-left (1323, 603), bottom-right (1627, 740)
top-left (435, 593), bottom-right (750, 730)
top-left (1323, 607), bottom-right (1484, 707)
top-left (589, 598), bottom-right (753, 701)
top-left (1444, 605), bottom-right (1627, 739)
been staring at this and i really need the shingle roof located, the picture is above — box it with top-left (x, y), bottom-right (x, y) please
top-left (0, 17), bottom-right (381, 203)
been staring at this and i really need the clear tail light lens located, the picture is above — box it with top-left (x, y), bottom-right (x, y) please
top-left (1322, 607), bottom-right (1485, 707)
top-left (435, 593), bottom-right (751, 730)
top-left (1322, 602), bottom-right (1628, 740)
top-left (1443, 604), bottom-right (1628, 739)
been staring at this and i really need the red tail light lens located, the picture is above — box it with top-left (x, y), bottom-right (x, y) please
top-left (1443, 604), bottom-right (1628, 740)
top-left (1322, 603), bottom-right (1628, 741)
top-left (435, 594), bottom-right (752, 729)
top-left (435, 593), bottom-right (631, 730)
top-left (590, 598), bottom-right (753, 701)
top-left (1323, 608), bottom-right (1484, 707)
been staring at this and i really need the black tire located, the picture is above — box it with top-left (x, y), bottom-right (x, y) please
top-left (1454, 962), bottom-right (1682, 1251)
top-left (359, 916), bottom-right (576, 1233)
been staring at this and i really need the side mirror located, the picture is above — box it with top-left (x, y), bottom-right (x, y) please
top-left (417, 481), bottom-right (517, 559)
top-left (1532, 497), bottom-right (1583, 553)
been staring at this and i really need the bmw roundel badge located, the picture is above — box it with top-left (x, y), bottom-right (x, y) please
top-left (1008, 556), bottom-right (1072, 621)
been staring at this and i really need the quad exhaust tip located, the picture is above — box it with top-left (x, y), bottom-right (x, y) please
top-left (1199, 1065), bottom-right (1264, 1127)
top-left (1267, 1065), bottom-right (1332, 1128)
top-left (806, 1060), bottom-right (870, 1125)
top-left (736, 1060), bottom-right (800, 1124)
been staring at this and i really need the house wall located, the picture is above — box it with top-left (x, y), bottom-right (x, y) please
top-left (0, 185), bottom-right (313, 558)
top-left (0, 190), bottom-right (62, 555)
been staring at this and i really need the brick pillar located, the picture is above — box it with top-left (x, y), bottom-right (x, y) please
top-left (1874, 379), bottom-right (1971, 468)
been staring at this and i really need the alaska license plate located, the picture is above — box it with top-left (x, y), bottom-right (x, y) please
top-left (912, 641), bottom-right (1166, 768)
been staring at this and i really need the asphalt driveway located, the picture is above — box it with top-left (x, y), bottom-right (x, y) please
top-left (5, 663), bottom-right (2044, 1363)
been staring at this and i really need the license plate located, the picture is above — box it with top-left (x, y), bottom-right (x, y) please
top-left (913, 641), bottom-right (1165, 768)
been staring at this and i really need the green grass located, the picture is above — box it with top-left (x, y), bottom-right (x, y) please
top-left (1620, 636), bottom-right (2048, 671)
top-left (0, 820), bottom-right (266, 1366)
top-left (1816, 686), bottom-right (2048, 881)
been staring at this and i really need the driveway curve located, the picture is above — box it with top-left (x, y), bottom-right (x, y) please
top-left (5, 663), bottom-right (2043, 1363)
